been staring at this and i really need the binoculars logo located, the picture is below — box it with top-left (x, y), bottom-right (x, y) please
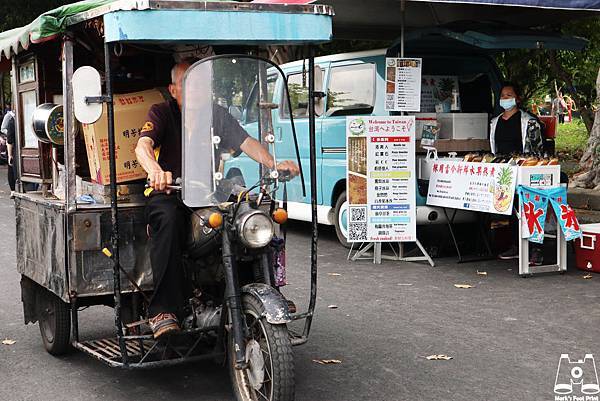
top-left (554, 354), bottom-right (600, 395)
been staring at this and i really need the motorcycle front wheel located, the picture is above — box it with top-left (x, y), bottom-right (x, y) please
top-left (229, 294), bottom-right (294, 401)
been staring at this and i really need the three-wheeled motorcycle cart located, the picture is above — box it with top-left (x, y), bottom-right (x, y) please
top-left (2, 2), bottom-right (333, 400)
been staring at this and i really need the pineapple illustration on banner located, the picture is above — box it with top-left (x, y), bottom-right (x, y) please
top-left (493, 166), bottom-right (515, 213)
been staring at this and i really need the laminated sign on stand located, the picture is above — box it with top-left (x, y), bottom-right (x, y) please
top-left (346, 116), bottom-right (433, 266)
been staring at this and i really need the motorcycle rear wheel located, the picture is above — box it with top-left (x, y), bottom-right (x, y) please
top-left (229, 294), bottom-right (294, 401)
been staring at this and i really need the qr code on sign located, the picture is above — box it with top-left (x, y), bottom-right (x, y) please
top-left (349, 206), bottom-right (367, 222)
top-left (349, 223), bottom-right (367, 241)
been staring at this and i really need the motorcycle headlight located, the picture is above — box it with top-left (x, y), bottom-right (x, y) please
top-left (237, 210), bottom-right (274, 249)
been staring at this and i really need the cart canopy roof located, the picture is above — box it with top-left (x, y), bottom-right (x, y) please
top-left (0, 0), bottom-right (333, 60)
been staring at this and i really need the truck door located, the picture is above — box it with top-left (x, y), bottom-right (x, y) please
top-left (320, 61), bottom-right (378, 208)
top-left (275, 68), bottom-right (325, 205)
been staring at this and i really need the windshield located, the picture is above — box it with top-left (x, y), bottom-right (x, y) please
top-left (182, 56), bottom-right (297, 207)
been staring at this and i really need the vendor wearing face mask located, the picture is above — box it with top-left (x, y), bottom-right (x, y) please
top-left (492, 83), bottom-right (545, 265)
top-left (490, 83), bottom-right (544, 156)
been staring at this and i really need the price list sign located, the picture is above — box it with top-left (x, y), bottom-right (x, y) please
top-left (385, 58), bottom-right (422, 112)
top-left (346, 116), bottom-right (417, 242)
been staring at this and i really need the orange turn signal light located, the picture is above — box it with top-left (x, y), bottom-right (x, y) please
top-left (272, 208), bottom-right (288, 224)
top-left (207, 212), bottom-right (223, 228)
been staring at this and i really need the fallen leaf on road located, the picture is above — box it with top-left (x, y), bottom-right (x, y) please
top-left (2, 339), bottom-right (16, 345)
top-left (327, 273), bottom-right (342, 276)
top-left (454, 284), bottom-right (473, 289)
top-left (313, 359), bottom-right (342, 365)
top-left (583, 274), bottom-right (593, 279)
top-left (328, 305), bottom-right (338, 309)
top-left (477, 271), bottom-right (488, 276)
top-left (425, 354), bottom-right (453, 361)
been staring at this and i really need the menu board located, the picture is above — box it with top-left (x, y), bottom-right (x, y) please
top-left (426, 160), bottom-right (518, 215)
top-left (346, 116), bottom-right (416, 242)
top-left (385, 58), bottom-right (422, 112)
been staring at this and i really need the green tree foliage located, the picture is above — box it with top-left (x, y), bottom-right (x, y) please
top-left (0, 0), bottom-right (75, 32)
top-left (0, 1), bottom-right (75, 106)
top-left (496, 16), bottom-right (600, 133)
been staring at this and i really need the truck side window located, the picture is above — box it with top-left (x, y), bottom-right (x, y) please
top-left (326, 63), bottom-right (375, 117)
top-left (246, 75), bottom-right (277, 124)
top-left (281, 69), bottom-right (326, 119)
top-left (282, 73), bottom-right (309, 119)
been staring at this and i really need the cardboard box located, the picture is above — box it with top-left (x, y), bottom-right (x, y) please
top-left (82, 89), bottom-right (165, 184)
top-left (436, 113), bottom-right (488, 140)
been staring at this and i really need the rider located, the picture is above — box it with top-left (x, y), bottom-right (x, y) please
top-left (136, 59), bottom-right (299, 339)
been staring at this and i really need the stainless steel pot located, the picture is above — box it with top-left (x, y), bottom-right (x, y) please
top-left (32, 103), bottom-right (64, 145)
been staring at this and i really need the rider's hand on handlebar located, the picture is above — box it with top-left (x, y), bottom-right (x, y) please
top-left (276, 160), bottom-right (300, 180)
top-left (148, 170), bottom-right (173, 192)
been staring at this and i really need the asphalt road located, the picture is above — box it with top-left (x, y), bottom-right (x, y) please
top-left (1, 166), bottom-right (600, 401)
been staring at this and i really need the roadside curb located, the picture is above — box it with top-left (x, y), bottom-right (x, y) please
top-left (567, 188), bottom-right (600, 224)
top-left (568, 187), bottom-right (600, 211)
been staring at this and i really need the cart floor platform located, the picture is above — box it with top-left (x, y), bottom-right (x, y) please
top-left (73, 330), bottom-right (224, 369)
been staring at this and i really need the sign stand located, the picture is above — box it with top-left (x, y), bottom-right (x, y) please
top-left (518, 211), bottom-right (567, 277)
top-left (347, 6), bottom-right (434, 268)
top-left (516, 169), bottom-right (568, 277)
top-left (349, 240), bottom-right (434, 266)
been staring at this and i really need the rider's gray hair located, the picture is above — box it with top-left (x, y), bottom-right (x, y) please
top-left (171, 59), bottom-right (196, 84)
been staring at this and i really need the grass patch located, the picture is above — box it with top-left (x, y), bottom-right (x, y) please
top-left (555, 118), bottom-right (589, 156)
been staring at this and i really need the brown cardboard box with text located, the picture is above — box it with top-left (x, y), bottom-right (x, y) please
top-left (82, 89), bottom-right (165, 185)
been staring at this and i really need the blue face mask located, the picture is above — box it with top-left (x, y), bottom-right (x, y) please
top-left (500, 97), bottom-right (517, 110)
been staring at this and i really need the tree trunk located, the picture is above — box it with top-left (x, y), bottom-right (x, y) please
top-left (572, 67), bottom-right (600, 189)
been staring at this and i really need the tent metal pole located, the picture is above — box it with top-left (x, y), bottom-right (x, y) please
top-left (401, 0), bottom-right (406, 58)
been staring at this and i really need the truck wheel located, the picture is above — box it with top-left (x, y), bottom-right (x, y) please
top-left (230, 294), bottom-right (294, 401)
top-left (36, 288), bottom-right (71, 355)
top-left (334, 191), bottom-right (351, 248)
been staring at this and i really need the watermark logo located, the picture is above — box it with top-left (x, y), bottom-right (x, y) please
top-left (554, 354), bottom-right (600, 400)
top-left (348, 118), bottom-right (365, 136)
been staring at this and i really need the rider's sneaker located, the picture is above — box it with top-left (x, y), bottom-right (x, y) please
top-left (149, 312), bottom-right (180, 339)
top-left (286, 299), bottom-right (297, 314)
